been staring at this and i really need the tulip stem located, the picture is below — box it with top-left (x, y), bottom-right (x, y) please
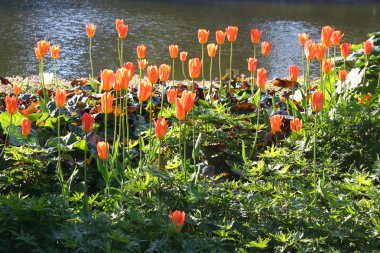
top-left (160, 81), bottom-right (165, 114)
top-left (139, 101), bottom-right (143, 171)
top-left (183, 119), bottom-right (187, 182)
top-left (250, 72), bottom-right (254, 95)
top-left (84, 133), bottom-right (88, 194)
top-left (0, 114), bottom-right (12, 157)
top-left (302, 46), bottom-right (305, 86)
top-left (53, 59), bottom-right (57, 85)
top-left (104, 92), bottom-right (108, 142)
top-left (343, 58), bottom-right (346, 70)
top-left (209, 57), bottom-right (213, 104)
top-left (228, 42), bottom-right (233, 96)
top-left (254, 43), bottom-right (257, 59)
top-left (158, 139), bottom-right (162, 170)
top-left (313, 113), bottom-right (318, 195)
top-left (121, 89), bottom-right (126, 167)
top-left (114, 91), bottom-right (118, 144)
top-left (125, 88), bottom-right (130, 154)
top-left (120, 39), bottom-right (124, 68)
top-left (218, 45), bottom-right (223, 97)
top-left (182, 61), bottom-right (187, 81)
top-left (40, 58), bottom-right (49, 104)
top-left (251, 91), bottom-right (261, 157)
top-left (191, 79), bottom-right (196, 172)
top-left (89, 38), bottom-right (94, 85)
top-left (57, 107), bottom-right (65, 196)
top-left (320, 61), bottom-right (323, 93)
top-left (201, 44), bottom-right (205, 90)
top-left (363, 56), bottom-right (368, 93)
top-left (150, 82), bottom-right (155, 151)
top-left (172, 58), bottom-right (175, 88)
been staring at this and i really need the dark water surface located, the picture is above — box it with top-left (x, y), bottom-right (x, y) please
top-left (0, 0), bottom-right (379, 80)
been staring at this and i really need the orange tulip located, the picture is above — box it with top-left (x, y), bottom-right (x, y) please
top-left (321, 26), bottom-right (334, 45)
top-left (86, 24), bottom-right (96, 38)
top-left (13, 84), bottom-right (21, 96)
top-left (124, 62), bottom-right (136, 77)
top-left (247, 58), bottom-right (258, 73)
top-left (315, 43), bottom-right (326, 61)
top-left (290, 118), bottom-right (303, 132)
top-left (34, 47), bottom-right (43, 61)
top-left (188, 58), bottom-right (202, 79)
top-left (175, 97), bottom-right (186, 121)
top-left (207, 43), bottom-right (218, 58)
top-left (340, 43), bottom-right (351, 58)
top-left (331, 31), bottom-right (344, 46)
top-left (363, 40), bottom-right (373, 56)
top-left (289, 65), bottom-right (299, 82)
top-left (180, 51), bottom-right (188, 62)
top-left (82, 113), bottom-right (94, 134)
top-left (198, 29), bottom-right (209, 44)
top-left (51, 45), bottom-right (60, 59)
top-left (261, 41), bottom-right (272, 57)
top-left (226, 26), bottom-right (238, 42)
top-left (322, 59), bottom-right (334, 74)
top-left (154, 117), bottom-right (168, 140)
top-left (256, 68), bottom-right (267, 90)
top-left (159, 64), bottom-right (171, 82)
top-left (251, 29), bottom-right (262, 44)
top-left (215, 30), bottom-right (226, 45)
top-left (169, 45), bottom-right (179, 59)
top-left (136, 45), bottom-right (147, 59)
top-left (115, 68), bottom-right (130, 91)
top-left (36, 40), bottom-right (50, 57)
top-left (358, 94), bottom-right (371, 105)
top-left (101, 93), bottom-right (114, 113)
top-left (304, 40), bottom-right (316, 61)
top-left (270, 115), bottom-right (283, 133)
top-left (169, 210), bottom-right (186, 231)
top-left (138, 59), bottom-right (148, 71)
top-left (97, 141), bottom-right (109, 160)
top-left (55, 89), bottom-right (67, 108)
top-left (147, 65), bottom-right (159, 84)
top-left (181, 90), bottom-right (196, 113)
top-left (338, 70), bottom-right (348, 81)
top-left (21, 119), bottom-right (31, 136)
top-left (5, 96), bottom-right (18, 115)
top-left (312, 90), bottom-right (324, 113)
top-left (117, 23), bottom-right (128, 39)
top-left (115, 19), bottom-right (124, 29)
top-left (138, 82), bottom-right (152, 102)
top-left (166, 89), bottom-right (178, 104)
top-left (101, 69), bottom-right (115, 92)
top-left (298, 33), bottom-right (308, 46)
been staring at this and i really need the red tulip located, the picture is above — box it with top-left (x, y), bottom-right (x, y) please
top-left (261, 41), bottom-right (272, 57)
top-left (304, 40), bottom-right (316, 61)
top-left (290, 118), bottom-right (303, 132)
top-left (340, 43), bottom-right (351, 58)
top-left (81, 113), bottom-right (94, 134)
top-left (147, 65), bottom-right (159, 84)
top-left (298, 33), bottom-right (308, 46)
top-left (21, 119), bottom-right (31, 136)
top-left (198, 29), bottom-right (209, 44)
top-left (169, 45), bottom-right (179, 59)
top-left (13, 84), bottom-right (21, 96)
top-left (101, 69), bottom-right (115, 92)
top-left (101, 93), bottom-right (114, 113)
top-left (34, 47), bottom-right (43, 61)
top-left (332, 31), bottom-right (344, 46)
top-left (169, 210), bottom-right (186, 231)
top-left (167, 89), bottom-right (178, 104)
top-left (312, 90), bottom-right (324, 113)
top-left (358, 94), bottom-right (371, 105)
top-left (251, 29), bottom-right (262, 44)
top-left (117, 23), bottom-right (128, 39)
top-left (315, 43), bottom-right (326, 61)
top-left (363, 40), bottom-right (373, 56)
top-left (138, 59), bottom-right (148, 71)
top-left (137, 45), bottom-right (147, 59)
top-left (226, 26), bottom-right (238, 42)
top-left (247, 58), bottom-right (258, 73)
top-left (338, 70), bottom-right (348, 82)
top-left (207, 43), bottom-right (218, 58)
top-left (115, 68), bottom-right (130, 91)
top-left (289, 65), bottom-right (299, 82)
top-left (97, 141), bottom-right (109, 160)
top-left (123, 62), bottom-right (136, 77)
top-left (270, 115), bottom-right (283, 133)
top-left (175, 97), bottom-right (186, 121)
top-left (322, 59), bottom-right (334, 74)
top-left (138, 82), bottom-right (152, 102)
top-left (159, 64), bottom-right (171, 82)
top-left (154, 117), bottom-right (168, 140)
top-left (115, 19), bottom-right (124, 29)
top-left (188, 58), bottom-right (202, 79)
top-left (215, 30), bottom-right (226, 45)
top-left (55, 89), bottom-right (67, 108)
top-left (51, 45), bottom-right (60, 59)
top-left (86, 24), bottom-right (96, 38)
top-left (256, 68), bottom-right (267, 90)
top-left (5, 96), bottom-right (18, 115)
top-left (181, 90), bottom-right (196, 113)
top-left (321, 26), bottom-right (334, 45)
top-left (180, 51), bottom-right (188, 62)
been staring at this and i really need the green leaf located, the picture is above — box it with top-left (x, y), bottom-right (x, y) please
top-left (241, 140), bottom-right (248, 164)
top-left (252, 89), bottom-right (261, 105)
top-left (0, 112), bottom-right (28, 130)
top-left (192, 133), bottom-right (202, 160)
top-left (246, 237), bottom-right (271, 249)
top-left (97, 157), bottom-right (110, 184)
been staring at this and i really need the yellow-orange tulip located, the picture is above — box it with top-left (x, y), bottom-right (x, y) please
top-left (261, 41), bottom-right (272, 57)
top-left (304, 40), bottom-right (316, 61)
top-left (180, 51), bottom-right (188, 62)
top-left (312, 90), bottom-right (324, 113)
top-left (21, 119), bottom-right (31, 136)
top-left (226, 26), bottom-right (238, 42)
top-left (315, 43), bottom-right (326, 61)
top-left (101, 93), bottom-right (114, 113)
top-left (169, 44), bottom-right (179, 59)
top-left (51, 45), bottom-right (60, 59)
top-left (115, 68), bottom-right (130, 91)
top-left (188, 58), bottom-right (202, 79)
top-left (298, 33), bottom-right (308, 46)
top-left (247, 58), bottom-right (258, 73)
top-left (137, 44), bottom-right (147, 59)
top-left (86, 24), bottom-right (96, 38)
top-left (290, 118), bottom-right (303, 132)
top-left (321, 26), bottom-right (334, 45)
top-left (169, 210), bottom-right (186, 232)
top-left (36, 40), bottom-right (50, 57)
top-left (147, 65), bottom-right (159, 84)
top-left (13, 84), bottom-right (22, 96)
top-left (175, 97), bottom-right (186, 121)
top-left (154, 117), bottom-right (168, 140)
top-left (159, 64), bottom-right (171, 82)
top-left (341, 43), bottom-right (351, 58)
top-left (5, 96), bottom-right (18, 115)
top-left (289, 65), bottom-right (299, 82)
top-left (97, 141), bottom-right (109, 160)
top-left (101, 69), bottom-right (115, 92)
top-left (181, 90), bottom-right (196, 113)
top-left (166, 89), bottom-right (178, 104)
top-left (322, 59), bottom-right (334, 74)
top-left (207, 43), bottom-right (218, 58)
top-left (138, 59), bottom-right (148, 71)
top-left (34, 47), bottom-right (43, 61)
top-left (256, 68), bottom-right (267, 90)
top-left (270, 115), bottom-right (283, 133)
top-left (363, 40), bottom-right (374, 56)
top-left (115, 19), bottom-right (123, 29)
top-left (55, 89), bottom-right (67, 108)
top-left (138, 82), bottom-right (152, 102)
top-left (198, 29), bottom-right (209, 44)
top-left (215, 30), bottom-right (226, 45)
top-left (251, 29), bottom-right (262, 44)
top-left (117, 23), bottom-right (128, 39)
top-left (338, 70), bottom-right (348, 81)
top-left (332, 31), bottom-right (344, 46)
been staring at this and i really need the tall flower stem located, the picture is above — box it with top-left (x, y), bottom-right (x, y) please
top-left (183, 119), bottom-right (187, 182)
top-left (191, 79), bottom-right (196, 171)
top-left (201, 44), bottom-right (205, 90)
top-left (250, 72), bottom-right (254, 94)
top-left (363, 55), bottom-right (368, 93)
top-left (120, 39), bottom-right (124, 67)
top-left (117, 38), bottom-right (121, 67)
top-left (114, 91), bottom-right (118, 144)
top-left (251, 90), bottom-right (261, 155)
top-left (40, 58), bottom-right (49, 103)
top-left (172, 58), bottom-right (175, 88)
top-left (320, 61), bottom-right (323, 93)
top-left (209, 57), bottom-right (213, 103)
top-left (228, 42), bottom-right (233, 95)
top-left (139, 101), bottom-right (143, 171)
top-left (158, 139), bottom-right (162, 169)
top-left (84, 134), bottom-right (88, 193)
top-left (218, 45), bottom-right (223, 97)
top-left (343, 58), bottom-right (346, 70)
top-left (150, 82), bottom-right (156, 151)
top-left (53, 59), bottom-right (57, 85)
top-left (104, 92), bottom-right (108, 142)
top-left (124, 88), bottom-right (130, 154)
top-left (302, 47), bottom-right (305, 86)
top-left (0, 115), bottom-right (12, 157)
top-left (121, 89), bottom-right (126, 168)
top-left (89, 38), bottom-right (94, 82)
top-left (254, 44), bottom-right (257, 59)
top-left (181, 61), bottom-right (187, 81)
top-left (313, 113), bottom-right (318, 194)
top-left (305, 60), bottom-right (311, 118)
top-left (57, 107), bottom-right (64, 196)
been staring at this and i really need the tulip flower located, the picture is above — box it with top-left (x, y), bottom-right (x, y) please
top-left (81, 112), bottom-right (94, 193)
top-left (338, 70), bottom-right (348, 82)
top-left (97, 141), bottom-right (109, 160)
top-left (115, 18), bottom-right (124, 29)
top-left (21, 119), bottom-right (31, 137)
top-left (138, 59), bottom-right (148, 71)
top-left (51, 45), bottom-right (60, 59)
top-left (13, 84), bottom-right (21, 96)
top-left (252, 68), bottom-right (267, 153)
top-left (35, 47), bottom-right (43, 61)
top-left (167, 89), bottom-right (178, 104)
top-left (298, 33), bottom-right (308, 46)
top-left (290, 118), bottom-right (303, 132)
top-left (86, 23), bottom-right (96, 39)
top-left (138, 82), bottom-right (151, 102)
top-left (321, 26), bottom-right (334, 46)
top-left (312, 90), bottom-right (324, 113)
top-left (289, 65), bottom-right (299, 82)
top-left (101, 69), bottom-right (115, 92)
top-left (261, 41), bottom-right (272, 57)
top-left (147, 65), bottom-right (159, 84)
top-left (332, 31), bottom-right (344, 46)
top-left (115, 68), bottom-right (130, 91)
top-left (169, 210), bottom-right (186, 231)
top-left (181, 90), bottom-right (196, 113)
top-left (55, 89), bottom-right (67, 192)
top-left (251, 29), bottom-right (262, 45)
top-left (6, 96), bottom-right (18, 115)
top-left (216, 30), bottom-right (226, 45)
top-left (270, 115), bottom-right (283, 133)
top-left (188, 58), bottom-right (202, 79)
top-left (117, 23), bottom-right (128, 39)
top-left (341, 43), bottom-right (351, 58)
top-left (247, 58), bottom-right (258, 94)
top-left (215, 31), bottom-right (226, 95)
top-left (363, 40), bottom-right (373, 56)
top-left (124, 62), bottom-right (136, 76)
top-left (154, 117), bottom-right (168, 168)
top-left (358, 94), bottom-right (371, 105)
top-left (55, 89), bottom-right (67, 108)
top-left (137, 44), bottom-right (147, 59)
top-left (101, 92), bottom-right (114, 113)
top-left (175, 97), bottom-right (186, 121)
top-left (159, 64), bottom-right (171, 82)
top-left (35, 40), bottom-right (51, 104)
top-left (36, 40), bottom-right (50, 57)
top-left (315, 43), bottom-right (326, 61)
top-left (169, 45), bottom-right (179, 59)
top-left (256, 68), bottom-right (267, 90)
top-left (322, 59), bottom-right (334, 75)
top-left (225, 26), bottom-right (238, 95)
top-left (207, 43), bottom-right (218, 102)
top-left (304, 40), bottom-right (316, 61)
top-left (116, 22), bottom-right (128, 66)
top-left (198, 29), bottom-right (209, 45)
top-left (180, 51), bottom-right (188, 80)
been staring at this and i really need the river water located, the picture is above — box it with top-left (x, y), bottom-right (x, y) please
top-left (0, 0), bottom-right (379, 80)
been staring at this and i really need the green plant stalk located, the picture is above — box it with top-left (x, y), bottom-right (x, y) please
top-left (121, 89), bottom-right (126, 168)
top-left (181, 61), bottom-right (187, 81)
top-left (254, 43), bottom-right (257, 59)
top-left (320, 61), bottom-right (323, 93)
top-left (139, 101), bottom-right (143, 171)
top-left (191, 79), bottom-right (196, 170)
top-left (209, 57), bottom-right (213, 103)
top-left (89, 38), bottom-right (94, 82)
top-left (160, 81), bottom-right (165, 114)
top-left (0, 114), bottom-right (12, 157)
top-left (179, 122), bottom-right (182, 160)
top-left (150, 82), bottom-right (156, 151)
top-left (376, 72), bottom-right (380, 94)
top-left (218, 45), bottom-right (223, 97)
top-left (53, 59), bottom-right (57, 85)
top-left (117, 38), bottom-right (121, 67)
top-left (302, 46), bottom-right (305, 86)
top-left (202, 44), bottom-right (205, 90)
top-left (313, 113), bottom-right (318, 194)
top-left (124, 88), bottom-right (129, 155)
top-left (250, 72), bottom-right (254, 94)
top-left (120, 39), bottom-right (124, 68)
top-left (343, 58), bottom-right (346, 70)
top-left (363, 55), bottom-right (368, 93)
top-left (251, 91), bottom-right (261, 155)
top-left (114, 91), bottom-right (118, 145)
top-left (158, 139), bottom-right (162, 170)
top-left (40, 58), bottom-right (49, 104)
top-left (57, 107), bottom-right (64, 196)
top-left (183, 118), bottom-right (187, 182)
top-left (84, 134), bottom-right (88, 193)
top-left (228, 42), bottom-right (233, 95)
top-left (172, 58), bottom-right (175, 87)
top-left (306, 60), bottom-right (310, 117)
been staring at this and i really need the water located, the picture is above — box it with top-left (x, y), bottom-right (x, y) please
top-left (0, 0), bottom-right (379, 81)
